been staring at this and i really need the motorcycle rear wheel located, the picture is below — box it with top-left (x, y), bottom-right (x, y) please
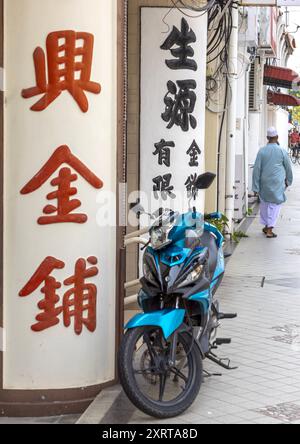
top-left (118, 326), bottom-right (203, 419)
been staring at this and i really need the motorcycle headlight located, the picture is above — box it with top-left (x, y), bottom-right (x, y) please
top-left (150, 223), bottom-right (173, 250)
top-left (178, 263), bottom-right (204, 288)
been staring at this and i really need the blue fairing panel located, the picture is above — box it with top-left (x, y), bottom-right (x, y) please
top-left (125, 309), bottom-right (185, 339)
top-left (213, 249), bottom-right (225, 280)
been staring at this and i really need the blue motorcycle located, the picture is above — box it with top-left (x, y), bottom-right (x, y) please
top-left (119, 173), bottom-right (237, 418)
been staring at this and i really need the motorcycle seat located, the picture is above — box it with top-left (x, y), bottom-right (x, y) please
top-left (200, 230), bottom-right (218, 277)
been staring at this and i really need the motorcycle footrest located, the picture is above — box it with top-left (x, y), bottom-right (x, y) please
top-left (218, 313), bottom-right (237, 320)
top-left (214, 338), bottom-right (232, 346)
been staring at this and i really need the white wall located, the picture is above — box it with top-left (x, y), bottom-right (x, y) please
top-left (4, 0), bottom-right (117, 389)
top-left (248, 112), bottom-right (261, 192)
top-left (235, 74), bottom-right (246, 156)
top-left (266, 106), bottom-right (289, 150)
top-left (275, 108), bottom-right (289, 150)
top-left (260, 86), bottom-right (269, 147)
top-left (235, 70), bottom-right (248, 218)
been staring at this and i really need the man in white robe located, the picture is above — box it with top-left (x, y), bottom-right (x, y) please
top-left (252, 127), bottom-right (293, 238)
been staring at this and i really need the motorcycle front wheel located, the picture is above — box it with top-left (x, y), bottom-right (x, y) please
top-left (118, 326), bottom-right (203, 419)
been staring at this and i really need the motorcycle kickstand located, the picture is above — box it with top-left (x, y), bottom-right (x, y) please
top-left (206, 351), bottom-right (238, 371)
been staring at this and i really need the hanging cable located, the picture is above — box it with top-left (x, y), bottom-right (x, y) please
top-left (205, 1), bottom-right (235, 111)
top-left (178, 0), bottom-right (217, 12)
top-left (170, 0), bottom-right (217, 18)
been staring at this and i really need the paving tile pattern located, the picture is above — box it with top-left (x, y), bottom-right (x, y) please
top-left (256, 402), bottom-right (300, 423)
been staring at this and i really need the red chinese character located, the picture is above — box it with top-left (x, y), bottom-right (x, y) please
top-left (19, 256), bottom-right (65, 332)
top-left (19, 256), bottom-right (99, 334)
top-left (21, 31), bottom-right (101, 112)
top-left (20, 145), bottom-right (103, 225)
top-left (63, 257), bottom-right (99, 335)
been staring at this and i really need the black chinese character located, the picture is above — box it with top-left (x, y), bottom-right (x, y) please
top-left (153, 139), bottom-right (175, 167)
top-left (153, 174), bottom-right (176, 200)
top-left (187, 140), bottom-right (201, 167)
top-left (162, 80), bottom-right (197, 132)
top-left (185, 173), bottom-right (198, 199)
top-left (160, 18), bottom-right (198, 71)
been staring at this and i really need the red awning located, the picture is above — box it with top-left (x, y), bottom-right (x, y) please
top-left (264, 65), bottom-right (300, 89)
top-left (267, 91), bottom-right (300, 107)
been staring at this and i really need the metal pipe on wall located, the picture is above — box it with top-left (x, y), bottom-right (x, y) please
top-left (244, 67), bottom-right (250, 213)
top-left (225, 4), bottom-right (239, 233)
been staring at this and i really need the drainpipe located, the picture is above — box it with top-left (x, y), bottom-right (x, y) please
top-left (225, 4), bottom-right (239, 234)
top-left (244, 67), bottom-right (250, 214)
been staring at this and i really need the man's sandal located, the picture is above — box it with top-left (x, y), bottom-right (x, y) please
top-left (266, 232), bottom-right (277, 238)
top-left (263, 227), bottom-right (268, 235)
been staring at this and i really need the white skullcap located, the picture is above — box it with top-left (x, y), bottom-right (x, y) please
top-left (267, 127), bottom-right (278, 138)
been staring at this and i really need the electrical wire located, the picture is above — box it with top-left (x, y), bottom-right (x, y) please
top-left (162, 0), bottom-right (217, 33)
top-left (205, 2), bottom-right (235, 209)
top-left (170, 0), bottom-right (217, 18)
top-left (178, 0), bottom-right (216, 12)
top-left (207, 4), bottom-right (233, 65)
top-left (205, 3), bottom-right (233, 113)
top-left (160, 0), bottom-right (249, 213)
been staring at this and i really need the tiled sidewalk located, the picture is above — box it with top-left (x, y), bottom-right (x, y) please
top-left (78, 165), bottom-right (300, 425)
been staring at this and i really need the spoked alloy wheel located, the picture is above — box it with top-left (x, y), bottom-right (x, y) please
top-left (118, 326), bottom-right (203, 418)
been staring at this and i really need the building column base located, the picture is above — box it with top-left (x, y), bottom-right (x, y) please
top-left (0, 381), bottom-right (115, 417)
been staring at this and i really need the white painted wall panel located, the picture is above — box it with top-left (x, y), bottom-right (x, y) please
top-left (4, 0), bottom-right (117, 389)
top-left (140, 7), bottom-right (207, 217)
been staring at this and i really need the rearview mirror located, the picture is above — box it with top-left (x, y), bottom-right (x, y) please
top-left (196, 172), bottom-right (216, 190)
top-left (130, 202), bottom-right (145, 216)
